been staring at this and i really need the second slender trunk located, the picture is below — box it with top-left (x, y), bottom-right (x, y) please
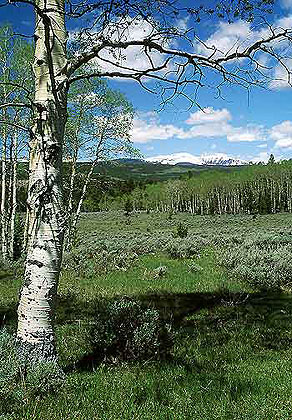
top-left (1, 113), bottom-right (7, 260)
top-left (9, 132), bottom-right (18, 259)
top-left (68, 160), bottom-right (97, 248)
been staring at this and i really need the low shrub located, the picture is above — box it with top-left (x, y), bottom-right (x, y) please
top-left (221, 234), bottom-right (292, 291)
top-left (0, 329), bottom-right (64, 416)
top-left (91, 297), bottom-right (173, 362)
top-left (152, 266), bottom-right (168, 278)
top-left (166, 237), bottom-right (209, 259)
top-left (124, 198), bottom-right (133, 216)
top-left (0, 330), bottom-right (22, 414)
top-left (188, 262), bottom-right (203, 273)
top-left (56, 322), bottom-right (94, 367)
top-left (244, 232), bottom-right (292, 250)
top-left (173, 222), bottom-right (188, 238)
top-left (63, 247), bottom-right (138, 276)
top-left (24, 360), bottom-right (64, 397)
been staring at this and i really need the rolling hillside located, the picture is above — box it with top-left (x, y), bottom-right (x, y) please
top-left (85, 159), bottom-right (247, 182)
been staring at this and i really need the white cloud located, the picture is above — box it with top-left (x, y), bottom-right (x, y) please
top-left (130, 107), bottom-right (265, 143)
top-left (183, 109), bottom-right (265, 142)
top-left (130, 117), bottom-right (185, 144)
top-left (270, 121), bottom-right (292, 148)
top-left (196, 16), bottom-right (292, 91)
top-left (275, 15), bottom-right (292, 28)
top-left (70, 16), bottom-right (168, 78)
top-left (274, 138), bottom-right (292, 148)
top-left (198, 16), bottom-right (292, 59)
top-left (256, 17), bottom-right (292, 90)
top-left (249, 151), bottom-right (270, 163)
top-left (186, 107), bottom-right (231, 125)
top-left (281, 0), bottom-right (292, 9)
top-left (70, 13), bottom-right (292, 91)
top-left (179, 122), bottom-right (230, 139)
top-left (269, 60), bottom-right (292, 90)
top-left (226, 125), bottom-right (265, 143)
top-left (98, 20), bottom-right (164, 74)
top-left (197, 21), bottom-right (253, 58)
top-left (176, 17), bottom-right (190, 32)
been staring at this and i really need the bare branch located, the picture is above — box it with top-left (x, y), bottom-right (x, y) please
top-left (0, 81), bottom-right (33, 96)
top-left (0, 102), bottom-right (32, 110)
top-left (0, 119), bottom-right (31, 132)
top-left (68, 28), bottom-right (291, 79)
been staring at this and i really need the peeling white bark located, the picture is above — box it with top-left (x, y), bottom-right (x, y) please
top-left (17, 0), bottom-right (68, 359)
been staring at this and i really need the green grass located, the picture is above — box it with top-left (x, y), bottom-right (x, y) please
top-left (14, 356), bottom-right (292, 420)
top-left (2, 212), bottom-right (292, 419)
top-left (77, 211), bottom-right (292, 236)
top-left (59, 250), bottom-right (237, 298)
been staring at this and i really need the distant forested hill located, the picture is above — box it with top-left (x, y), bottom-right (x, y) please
top-left (85, 159), bottom-right (246, 181)
top-left (18, 158), bottom-right (245, 183)
top-left (14, 158), bottom-right (247, 212)
top-left (15, 158), bottom-right (292, 216)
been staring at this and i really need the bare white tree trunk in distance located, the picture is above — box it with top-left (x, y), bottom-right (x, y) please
top-left (9, 131), bottom-right (17, 259)
top-left (67, 150), bottom-right (78, 219)
top-left (70, 159), bottom-right (97, 238)
top-left (1, 117), bottom-right (7, 260)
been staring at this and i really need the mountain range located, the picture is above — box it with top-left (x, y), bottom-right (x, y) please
top-left (146, 152), bottom-right (247, 166)
top-left (85, 154), bottom-right (247, 182)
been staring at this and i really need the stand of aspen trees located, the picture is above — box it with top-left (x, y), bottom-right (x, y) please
top-left (102, 160), bottom-right (292, 215)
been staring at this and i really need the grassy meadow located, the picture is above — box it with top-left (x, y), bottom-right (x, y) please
top-left (1, 211), bottom-right (292, 419)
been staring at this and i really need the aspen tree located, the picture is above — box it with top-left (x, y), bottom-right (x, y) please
top-left (0, 27), bottom-right (33, 258)
top-left (65, 83), bottom-right (134, 248)
top-left (1, 0), bottom-right (291, 360)
top-left (17, 0), bottom-right (68, 358)
top-left (9, 130), bottom-right (17, 259)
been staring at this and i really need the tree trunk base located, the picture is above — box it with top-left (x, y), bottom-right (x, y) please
top-left (16, 333), bottom-right (57, 363)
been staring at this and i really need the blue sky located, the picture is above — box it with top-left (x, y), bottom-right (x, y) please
top-left (2, 1), bottom-right (292, 163)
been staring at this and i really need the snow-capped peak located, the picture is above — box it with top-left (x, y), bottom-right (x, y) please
top-left (146, 152), bottom-right (247, 166)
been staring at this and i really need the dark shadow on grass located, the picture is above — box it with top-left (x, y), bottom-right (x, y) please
top-left (139, 289), bottom-right (236, 323)
top-left (55, 289), bottom-right (251, 325)
top-left (0, 270), bottom-right (19, 327)
top-left (139, 289), bottom-right (292, 323)
top-left (0, 304), bottom-right (18, 327)
top-left (0, 272), bottom-right (13, 281)
top-left (60, 289), bottom-right (292, 373)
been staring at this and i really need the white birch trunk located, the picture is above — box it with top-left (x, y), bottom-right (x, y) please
top-left (64, 149), bottom-right (78, 250)
top-left (23, 208), bottom-right (30, 251)
top-left (9, 132), bottom-right (18, 259)
top-left (68, 160), bottom-right (97, 246)
top-left (1, 111), bottom-right (7, 260)
top-left (67, 151), bottom-right (78, 218)
top-left (17, 0), bottom-right (68, 359)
